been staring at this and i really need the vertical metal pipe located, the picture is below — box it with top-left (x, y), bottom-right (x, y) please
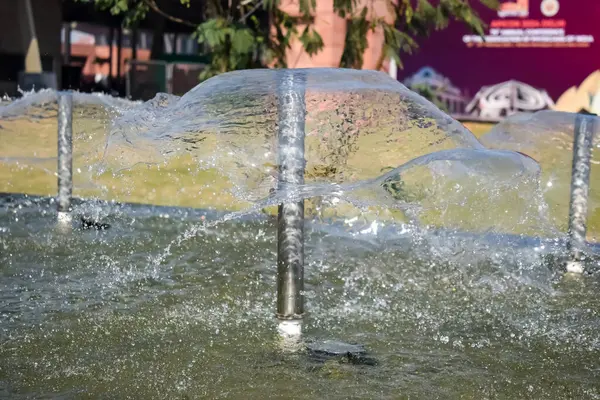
top-left (276, 70), bottom-right (306, 326)
top-left (116, 26), bottom-right (123, 94)
top-left (57, 92), bottom-right (73, 222)
top-left (23, 0), bottom-right (42, 74)
top-left (388, 58), bottom-right (398, 80)
top-left (129, 28), bottom-right (138, 100)
top-left (131, 28), bottom-right (138, 61)
top-left (64, 23), bottom-right (72, 65)
top-left (566, 113), bottom-right (596, 274)
top-left (108, 28), bottom-right (114, 91)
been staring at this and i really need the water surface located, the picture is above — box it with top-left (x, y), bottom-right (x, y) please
top-left (1, 196), bottom-right (599, 399)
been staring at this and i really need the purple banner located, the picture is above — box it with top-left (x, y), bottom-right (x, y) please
top-left (398, 0), bottom-right (600, 119)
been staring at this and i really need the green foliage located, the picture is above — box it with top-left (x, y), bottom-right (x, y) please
top-left (339, 0), bottom-right (499, 70)
top-left (339, 7), bottom-right (370, 69)
top-left (194, 17), bottom-right (266, 79)
top-left (78, 0), bottom-right (150, 26)
top-left (79, 0), bottom-right (498, 80)
top-left (299, 27), bottom-right (324, 57)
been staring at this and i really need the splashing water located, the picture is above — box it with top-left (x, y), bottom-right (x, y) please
top-left (1, 69), bottom-right (600, 399)
top-left (104, 69), bottom-right (485, 198)
top-left (479, 111), bottom-right (600, 239)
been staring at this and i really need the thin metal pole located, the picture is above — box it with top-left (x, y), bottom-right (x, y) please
top-left (132, 28), bottom-right (138, 61)
top-left (276, 70), bottom-right (306, 333)
top-left (23, 0), bottom-right (42, 74)
top-left (566, 113), bottom-right (596, 274)
top-left (108, 28), bottom-right (114, 91)
top-left (64, 23), bottom-right (72, 65)
top-left (116, 26), bottom-right (123, 94)
top-left (57, 92), bottom-right (73, 223)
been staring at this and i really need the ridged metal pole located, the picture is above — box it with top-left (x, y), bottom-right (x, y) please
top-left (276, 70), bottom-right (306, 341)
top-left (566, 113), bottom-right (596, 274)
top-left (57, 92), bottom-right (73, 224)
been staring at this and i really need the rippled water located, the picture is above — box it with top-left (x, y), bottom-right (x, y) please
top-left (1, 196), bottom-right (600, 399)
top-left (1, 69), bottom-right (600, 398)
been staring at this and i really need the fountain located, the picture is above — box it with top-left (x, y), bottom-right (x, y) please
top-left (566, 114), bottom-right (596, 273)
top-left (56, 92), bottom-right (73, 225)
top-left (275, 71), bottom-right (307, 343)
top-left (1, 68), bottom-right (600, 399)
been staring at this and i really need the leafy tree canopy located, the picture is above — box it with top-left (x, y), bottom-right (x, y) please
top-left (78, 0), bottom-right (498, 80)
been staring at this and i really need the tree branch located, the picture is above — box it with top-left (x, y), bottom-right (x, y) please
top-left (240, 0), bottom-right (263, 23)
top-left (142, 0), bottom-right (197, 27)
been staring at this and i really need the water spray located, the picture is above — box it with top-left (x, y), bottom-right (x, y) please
top-left (273, 70), bottom-right (377, 365)
top-left (276, 70), bottom-right (306, 343)
top-left (566, 113), bottom-right (596, 274)
top-left (57, 91), bottom-right (73, 224)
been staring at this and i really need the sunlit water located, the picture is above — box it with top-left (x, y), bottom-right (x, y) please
top-left (1, 69), bottom-right (600, 398)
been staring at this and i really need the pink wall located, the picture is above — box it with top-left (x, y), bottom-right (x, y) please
top-left (280, 0), bottom-right (394, 73)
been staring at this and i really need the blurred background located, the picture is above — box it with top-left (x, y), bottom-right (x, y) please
top-left (0, 0), bottom-right (598, 128)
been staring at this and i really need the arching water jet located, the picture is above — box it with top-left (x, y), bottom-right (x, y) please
top-left (3, 69), bottom-right (600, 399)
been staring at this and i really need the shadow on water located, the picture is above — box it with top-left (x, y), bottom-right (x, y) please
top-left (1, 69), bottom-right (600, 399)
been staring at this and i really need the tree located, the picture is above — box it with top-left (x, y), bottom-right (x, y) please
top-left (82, 0), bottom-right (498, 80)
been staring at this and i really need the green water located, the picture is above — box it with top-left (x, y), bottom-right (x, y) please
top-left (1, 197), bottom-right (600, 399)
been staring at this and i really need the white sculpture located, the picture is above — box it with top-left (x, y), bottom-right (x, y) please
top-left (466, 80), bottom-right (555, 120)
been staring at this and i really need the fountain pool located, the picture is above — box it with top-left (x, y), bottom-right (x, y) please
top-left (1, 68), bottom-right (600, 399)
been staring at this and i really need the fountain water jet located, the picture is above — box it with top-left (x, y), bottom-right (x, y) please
top-left (276, 70), bottom-right (306, 341)
top-left (56, 92), bottom-right (73, 225)
top-left (273, 71), bottom-right (375, 362)
top-left (2, 69), bottom-right (600, 398)
top-left (567, 114), bottom-right (597, 274)
top-left (479, 110), bottom-right (600, 274)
